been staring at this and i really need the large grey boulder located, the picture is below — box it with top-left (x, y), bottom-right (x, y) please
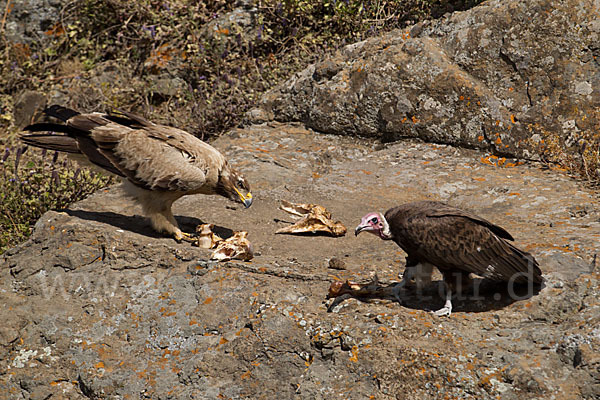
top-left (250, 0), bottom-right (600, 159)
top-left (1, 0), bottom-right (65, 44)
top-left (2, 123), bottom-right (599, 399)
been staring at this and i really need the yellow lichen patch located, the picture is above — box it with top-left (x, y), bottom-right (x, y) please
top-left (241, 370), bottom-right (251, 379)
top-left (94, 361), bottom-right (105, 369)
top-left (349, 346), bottom-right (359, 362)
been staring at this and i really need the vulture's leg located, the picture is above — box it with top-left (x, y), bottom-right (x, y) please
top-left (432, 270), bottom-right (471, 317)
top-left (392, 262), bottom-right (434, 303)
top-left (392, 264), bottom-right (416, 303)
top-left (432, 287), bottom-right (453, 317)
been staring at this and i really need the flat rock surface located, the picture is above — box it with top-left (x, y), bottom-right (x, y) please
top-left (2, 122), bottom-right (599, 399)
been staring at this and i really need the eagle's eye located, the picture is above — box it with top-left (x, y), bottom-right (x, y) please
top-left (237, 178), bottom-right (244, 188)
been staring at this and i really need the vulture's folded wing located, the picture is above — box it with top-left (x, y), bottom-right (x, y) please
top-left (423, 202), bottom-right (514, 241)
top-left (402, 214), bottom-right (542, 284)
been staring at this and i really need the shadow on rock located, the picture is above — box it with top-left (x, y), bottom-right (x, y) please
top-left (65, 209), bottom-right (208, 239)
top-left (327, 278), bottom-right (543, 314)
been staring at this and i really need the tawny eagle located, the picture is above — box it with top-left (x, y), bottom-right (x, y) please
top-left (355, 201), bottom-right (542, 316)
top-left (21, 105), bottom-right (252, 242)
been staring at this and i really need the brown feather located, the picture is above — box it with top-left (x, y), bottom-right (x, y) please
top-left (384, 201), bottom-right (542, 284)
top-left (20, 105), bottom-right (252, 239)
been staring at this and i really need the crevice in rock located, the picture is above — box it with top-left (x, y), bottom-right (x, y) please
top-left (77, 375), bottom-right (96, 399)
top-left (525, 80), bottom-right (533, 107)
top-left (480, 124), bottom-right (494, 152)
top-left (499, 43), bottom-right (532, 107)
top-left (223, 262), bottom-right (330, 282)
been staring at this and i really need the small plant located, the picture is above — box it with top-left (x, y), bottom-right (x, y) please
top-left (527, 118), bottom-right (600, 187)
top-left (0, 146), bottom-right (113, 254)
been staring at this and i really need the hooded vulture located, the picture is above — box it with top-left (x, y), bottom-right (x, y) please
top-left (355, 201), bottom-right (543, 316)
top-left (21, 105), bottom-right (252, 242)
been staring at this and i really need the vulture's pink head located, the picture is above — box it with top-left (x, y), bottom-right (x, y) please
top-left (355, 212), bottom-right (392, 240)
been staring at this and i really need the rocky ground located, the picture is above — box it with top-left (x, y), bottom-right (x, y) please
top-left (2, 122), bottom-right (599, 399)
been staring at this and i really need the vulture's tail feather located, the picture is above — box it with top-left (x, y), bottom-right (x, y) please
top-left (507, 243), bottom-right (543, 284)
top-left (44, 105), bottom-right (80, 121)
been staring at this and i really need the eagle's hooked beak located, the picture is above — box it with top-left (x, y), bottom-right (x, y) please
top-left (235, 188), bottom-right (253, 208)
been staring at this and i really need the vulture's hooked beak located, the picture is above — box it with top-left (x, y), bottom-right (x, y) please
top-left (235, 188), bottom-right (253, 208)
top-left (354, 224), bottom-right (367, 236)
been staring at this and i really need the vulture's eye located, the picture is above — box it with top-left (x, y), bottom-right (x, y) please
top-left (370, 217), bottom-right (378, 224)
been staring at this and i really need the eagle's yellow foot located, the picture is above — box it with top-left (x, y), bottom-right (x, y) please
top-left (174, 231), bottom-right (196, 243)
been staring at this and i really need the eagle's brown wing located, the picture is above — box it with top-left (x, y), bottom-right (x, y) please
top-left (64, 112), bottom-right (226, 193)
top-left (386, 202), bottom-right (542, 284)
top-left (23, 108), bottom-right (228, 194)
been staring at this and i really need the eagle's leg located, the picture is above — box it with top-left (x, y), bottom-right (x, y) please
top-left (148, 208), bottom-right (192, 242)
top-left (142, 196), bottom-right (195, 242)
top-left (123, 182), bottom-right (195, 242)
top-left (173, 230), bottom-right (197, 243)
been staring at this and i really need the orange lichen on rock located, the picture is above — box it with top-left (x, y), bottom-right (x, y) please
top-left (276, 200), bottom-right (347, 236)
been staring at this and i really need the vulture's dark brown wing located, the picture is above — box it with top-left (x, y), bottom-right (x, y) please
top-left (385, 202), bottom-right (542, 284)
top-left (423, 202), bottom-right (514, 241)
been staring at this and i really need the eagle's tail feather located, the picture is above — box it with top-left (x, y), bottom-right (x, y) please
top-left (43, 105), bottom-right (80, 121)
top-left (20, 133), bottom-right (81, 154)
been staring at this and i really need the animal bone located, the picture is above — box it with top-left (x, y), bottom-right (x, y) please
top-left (210, 231), bottom-right (253, 261)
top-left (276, 200), bottom-right (347, 236)
top-left (194, 224), bottom-right (223, 249)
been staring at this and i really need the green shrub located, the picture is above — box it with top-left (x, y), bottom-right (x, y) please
top-left (0, 146), bottom-right (113, 254)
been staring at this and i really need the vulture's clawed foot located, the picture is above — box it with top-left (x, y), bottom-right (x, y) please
top-left (391, 282), bottom-right (407, 304)
top-left (174, 231), bottom-right (197, 243)
top-left (431, 307), bottom-right (452, 317)
top-left (431, 303), bottom-right (452, 317)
